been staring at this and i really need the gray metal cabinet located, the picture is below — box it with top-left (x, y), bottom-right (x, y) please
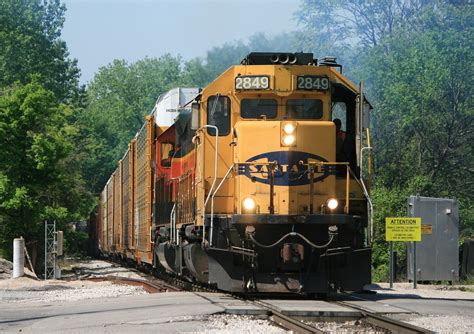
top-left (407, 196), bottom-right (459, 282)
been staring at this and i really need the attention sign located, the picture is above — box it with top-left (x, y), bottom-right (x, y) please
top-left (385, 217), bottom-right (421, 241)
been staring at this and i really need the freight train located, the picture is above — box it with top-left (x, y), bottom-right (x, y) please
top-left (97, 52), bottom-right (373, 294)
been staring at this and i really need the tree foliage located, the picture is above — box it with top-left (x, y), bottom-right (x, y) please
top-left (295, 0), bottom-right (445, 77)
top-left (0, 0), bottom-right (91, 262)
top-left (182, 33), bottom-right (297, 87)
top-left (0, 0), bottom-right (80, 101)
top-left (365, 6), bottom-right (473, 196)
top-left (0, 80), bottom-right (90, 257)
top-left (78, 55), bottom-right (184, 192)
top-left (297, 0), bottom-right (437, 49)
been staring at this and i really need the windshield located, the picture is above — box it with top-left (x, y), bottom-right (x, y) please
top-left (286, 99), bottom-right (323, 119)
top-left (241, 99), bottom-right (277, 119)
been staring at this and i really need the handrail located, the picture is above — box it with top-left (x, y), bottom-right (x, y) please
top-left (209, 164), bottom-right (234, 247)
top-left (239, 160), bottom-right (352, 214)
top-left (234, 159), bottom-right (372, 245)
top-left (366, 127), bottom-right (372, 189)
top-left (348, 167), bottom-right (373, 247)
top-left (345, 164), bottom-right (350, 214)
top-left (300, 161), bottom-right (350, 214)
top-left (199, 124), bottom-right (219, 246)
top-left (202, 124), bottom-right (219, 209)
top-left (170, 203), bottom-right (176, 245)
top-left (360, 146), bottom-right (373, 246)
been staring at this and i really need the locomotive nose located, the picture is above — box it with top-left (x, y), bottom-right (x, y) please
top-left (235, 120), bottom-right (337, 215)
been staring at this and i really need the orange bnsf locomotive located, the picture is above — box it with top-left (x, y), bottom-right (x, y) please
top-left (97, 52), bottom-right (373, 294)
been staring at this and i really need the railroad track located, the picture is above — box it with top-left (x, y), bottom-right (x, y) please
top-left (92, 259), bottom-right (217, 293)
top-left (333, 300), bottom-right (435, 334)
top-left (248, 299), bottom-right (435, 334)
top-left (87, 275), bottom-right (181, 293)
top-left (98, 258), bottom-right (434, 333)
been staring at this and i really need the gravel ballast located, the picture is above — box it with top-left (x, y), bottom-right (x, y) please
top-left (197, 314), bottom-right (288, 334)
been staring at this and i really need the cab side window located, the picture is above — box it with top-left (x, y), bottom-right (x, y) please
top-left (160, 143), bottom-right (174, 168)
top-left (207, 95), bottom-right (230, 136)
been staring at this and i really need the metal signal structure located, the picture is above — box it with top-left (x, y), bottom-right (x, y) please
top-left (44, 220), bottom-right (56, 280)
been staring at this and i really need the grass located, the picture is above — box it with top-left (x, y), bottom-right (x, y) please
top-left (458, 275), bottom-right (474, 286)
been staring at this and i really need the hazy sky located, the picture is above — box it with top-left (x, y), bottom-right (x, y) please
top-left (62, 0), bottom-right (301, 84)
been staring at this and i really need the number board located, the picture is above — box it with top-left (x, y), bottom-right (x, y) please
top-left (235, 76), bottom-right (270, 90)
top-left (297, 76), bottom-right (330, 91)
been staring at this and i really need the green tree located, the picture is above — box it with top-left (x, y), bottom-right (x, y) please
top-left (0, 0), bottom-right (91, 263)
top-left (296, 0), bottom-right (437, 48)
top-left (78, 55), bottom-right (184, 192)
top-left (294, 0), bottom-right (443, 78)
top-left (366, 3), bottom-right (473, 279)
top-left (363, 5), bottom-right (473, 197)
top-left (0, 0), bottom-right (80, 101)
top-left (182, 32), bottom-right (298, 87)
top-left (0, 80), bottom-right (90, 259)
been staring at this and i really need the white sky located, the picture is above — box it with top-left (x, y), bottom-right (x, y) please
top-left (62, 0), bottom-right (301, 84)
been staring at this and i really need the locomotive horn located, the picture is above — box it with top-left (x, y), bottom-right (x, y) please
top-left (280, 54), bottom-right (290, 64)
top-left (289, 54), bottom-right (297, 64)
top-left (270, 55), bottom-right (279, 63)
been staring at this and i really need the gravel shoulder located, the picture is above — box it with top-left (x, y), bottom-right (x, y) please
top-left (367, 282), bottom-right (474, 300)
top-left (363, 282), bottom-right (474, 333)
top-left (0, 258), bottom-right (147, 304)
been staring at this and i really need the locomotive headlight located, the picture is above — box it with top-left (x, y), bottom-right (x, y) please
top-left (283, 134), bottom-right (295, 146)
top-left (242, 197), bottom-right (256, 212)
top-left (327, 198), bottom-right (339, 210)
top-left (281, 122), bottom-right (296, 146)
top-left (283, 123), bottom-right (295, 134)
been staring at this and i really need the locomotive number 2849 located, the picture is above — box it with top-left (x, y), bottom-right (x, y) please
top-left (297, 76), bottom-right (329, 91)
top-left (235, 76), bottom-right (269, 90)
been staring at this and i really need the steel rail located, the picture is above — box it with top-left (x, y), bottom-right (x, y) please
top-left (252, 300), bottom-right (324, 334)
top-left (334, 300), bottom-right (435, 334)
top-left (87, 275), bottom-right (181, 293)
top-left (270, 312), bottom-right (324, 334)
